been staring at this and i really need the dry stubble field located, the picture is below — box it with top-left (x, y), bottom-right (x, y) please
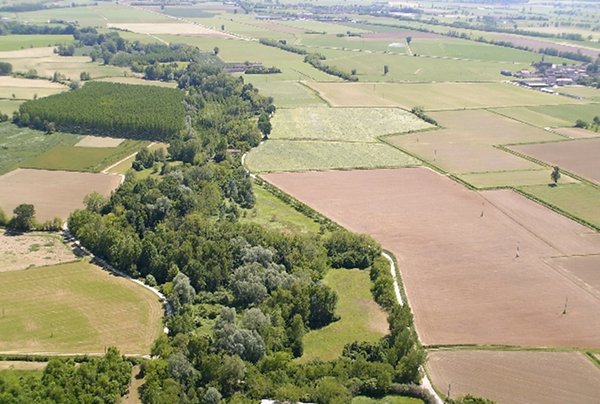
top-left (0, 169), bottom-right (122, 221)
top-left (0, 231), bottom-right (75, 272)
top-left (263, 168), bottom-right (600, 348)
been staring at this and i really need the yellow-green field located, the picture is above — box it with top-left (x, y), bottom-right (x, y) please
top-left (0, 260), bottom-right (163, 355)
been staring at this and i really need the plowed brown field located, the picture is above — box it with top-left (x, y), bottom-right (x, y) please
top-left (263, 168), bottom-right (600, 348)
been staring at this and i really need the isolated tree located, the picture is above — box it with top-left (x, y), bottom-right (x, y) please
top-left (213, 46), bottom-right (220, 56)
top-left (575, 119), bottom-right (588, 129)
top-left (406, 36), bottom-right (412, 45)
top-left (351, 68), bottom-right (357, 75)
top-left (0, 62), bottom-right (12, 76)
top-left (551, 166), bottom-right (561, 185)
top-left (257, 112), bottom-right (272, 139)
top-left (383, 65), bottom-right (389, 75)
top-left (221, 24), bottom-right (225, 31)
top-left (10, 204), bottom-right (35, 231)
top-left (80, 71), bottom-right (91, 81)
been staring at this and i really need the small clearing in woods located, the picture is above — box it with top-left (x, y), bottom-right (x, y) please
top-left (0, 231), bottom-right (76, 273)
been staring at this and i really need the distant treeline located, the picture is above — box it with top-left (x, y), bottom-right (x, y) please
top-left (0, 20), bottom-right (76, 35)
top-left (16, 82), bottom-right (185, 140)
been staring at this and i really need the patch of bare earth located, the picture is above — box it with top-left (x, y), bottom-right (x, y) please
top-left (262, 168), bottom-right (600, 348)
top-left (0, 169), bottom-right (122, 222)
top-left (75, 136), bottom-right (124, 148)
top-left (122, 365), bottom-right (143, 404)
top-left (426, 350), bottom-right (600, 404)
top-left (0, 231), bottom-right (76, 272)
top-left (553, 127), bottom-right (600, 139)
top-left (0, 47), bottom-right (55, 59)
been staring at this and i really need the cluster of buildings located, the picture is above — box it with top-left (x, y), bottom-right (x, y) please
top-left (502, 61), bottom-right (594, 92)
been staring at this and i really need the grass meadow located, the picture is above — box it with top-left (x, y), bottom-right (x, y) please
top-left (0, 260), bottom-right (163, 355)
top-left (457, 169), bottom-right (579, 189)
top-left (21, 140), bottom-right (147, 172)
top-left (300, 269), bottom-right (388, 363)
top-left (492, 104), bottom-right (600, 128)
top-left (0, 123), bottom-right (81, 175)
top-left (0, 35), bottom-right (73, 52)
top-left (241, 78), bottom-right (327, 108)
top-left (246, 140), bottom-right (420, 172)
top-left (0, 99), bottom-right (24, 114)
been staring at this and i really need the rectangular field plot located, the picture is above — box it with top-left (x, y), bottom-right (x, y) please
top-left (519, 183), bottom-right (600, 230)
top-left (388, 110), bottom-right (562, 175)
top-left (510, 138), bottom-right (600, 184)
top-left (0, 169), bottom-right (122, 221)
top-left (426, 350), bottom-right (600, 404)
top-left (245, 140), bottom-right (420, 172)
top-left (0, 99), bottom-right (24, 114)
top-left (108, 23), bottom-right (235, 38)
top-left (457, 169), bottom-right (579, 189)
top-left (0, 77), bottom-right (66, 100)
top-left (0, 260), bottom-right (163, 355)
top-left (300, 269), bottom-right (388, 363)
top-left (271, 107), bottom-right (432, 142)
top-left (307, 82), bottom-right (582, 110)
top-left (242, 78), bottom-right (326, 108)
top-left (492, 104), bottom-right (600, 128)
top-left (0, 35), bottom-right (73, 52)
top-left (0, 232), bottom-right (75, 273)
top-left (263, 168), bottom-right (600, 347)
top-left (547, 255), bottom-right (600, 295)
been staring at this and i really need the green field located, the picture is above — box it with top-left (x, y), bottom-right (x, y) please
top-left (271, 107), bottom-right (432, 142)
top-left (297, 34), bottom-right (406, 54)
top-left (0, 260), bottom-right (163, 355)
top-left (519, 183), bottom-right (600, 229)
top-left (246, 140), bottom-right (420, 172)
top-left (0, 99), bottom-right (24, 114)
top-left (242, 78), bottom-right (327, 108)
top-left (0, 35), bottom-right (73, 51)
top-left (0, 122), bottom-right (81, 175)
top-left (492, 104), bottom-right (600, 128)
top-left (558, 86), bottom-right (600, 102)
top-left (94, 76), bottom-right (177, 88)
top-left (300, 269), bottom-right (388, 363)
top-left (241, 182), bottom-right (321, 234)
top-left (457, 169), bottom-right (579, 189)
top-left (21, 140), bottom-right (146, 172)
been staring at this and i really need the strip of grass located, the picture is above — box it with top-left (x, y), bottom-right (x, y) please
top-left (242, 78), bottom-right (327, 108)
top-left (0, 35), bottom-right (73, 52)
top-left (518, 183), bottom-right (600, 230)
top-left (246, 140), bottom-right (420, 172)
top-left (0, 260), bottom-right (163, 355)
top-left (21, 140), bottom-right (147, 172)
top-left (241, 182), bottom-right (321, 234)
top-left (0, 122), bottom-right (81, 175)
top-left (0, 99), bottom-right (24, 114)
top-left (457, 169), bottom-right (579, 189)
top-left (300, 269), bottom-right (388, 363)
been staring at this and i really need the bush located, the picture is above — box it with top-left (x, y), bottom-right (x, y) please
top-left (370, 256), bottom-right (397, 311)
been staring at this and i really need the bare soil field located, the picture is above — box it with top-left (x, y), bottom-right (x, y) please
top-left (0, 169), bottom-right (122, 221)
top-left (75, 136), bottom-right (125, 148)
top-left (389, 109), bottom-right (562, 174)
top-left (263, 168), bottom-right (600, 347)
top-left (546, 255), bottom-right (600, 296)
top-left (427, 350), bottom-right (600, 404)
top-left (552, 127), bottom-right (600, 139)
top-left (494, 34), bottom-right (600, 59)
top-left (510, 138), bottom-right (600, 184)
top-left (108, 23), bottom-right (235, 38)
top-left (0, 231), bottom-right (75, 273)
top-left (457, 169), bottom-right (579, 189)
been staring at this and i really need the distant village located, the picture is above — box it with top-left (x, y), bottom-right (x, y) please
top-left (502, 61), bottom-right (599, 95)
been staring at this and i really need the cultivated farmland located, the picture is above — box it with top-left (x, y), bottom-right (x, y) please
top-left (306, 81), bottom-right (582, 110)
top-left (107, 23), bottom-right (236, 38)
top-left (0, 169), bottom-right (122, 221)
top-left (492, 104), bottom-right (600, 128)
top-left (246, 140), bottom-right (420, 172)
top-left (271, 107), bottom-right (432, 142)
top-left (0, 35), bottom-right (73, 52)
top-left (263, 168), bottom-right (600, 348)
top-left (75, 136), bottom-right (125, 148)
top-left (510, 138), bottom-right (600, 184)
top-left (426, 350), bottom-right (600, 404)
top-left (0, 76), bottom-right (66, 100)
top-left (0, 260), bottom-right (163, 355)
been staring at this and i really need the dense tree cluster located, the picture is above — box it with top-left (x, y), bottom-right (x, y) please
top-left (0, 348), bottom-right (132, 403)
top-left (0, 20), bottom-right (76, 35)
top-left (0, 62), bottom-right (12, 76)
top-left (16, 82), bottom-right (185, 140)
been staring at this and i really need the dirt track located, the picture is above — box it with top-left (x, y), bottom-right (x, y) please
top-left (263, 167), bottom-right (600, 348)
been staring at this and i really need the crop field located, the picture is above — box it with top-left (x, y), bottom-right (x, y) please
top-left (94, 76), bottom-right (177, 88)
top-left (241, 182), bottom-right (320, 234)
top-left (552, 127), bottom-right (599, 139)
top-left (242, 78), bottom-right (326, 108)
top-left (21, 140), bottom-right (146, 172)
top-left (0, 260), bottom-right (163, 355)
top-left (510, 138), bottom-right (600, 184)
top-left (306, 81), bottom-right (582, 110)
top-left (519, 183), bottom-right (600, 229)
top-left (246, 140), bottom-right (420, 172)
top-left (558, 86), bottom-right (600, 102)
top-left (456, 169), bottom-right (578, 189)
top-left (297, 35), bottom-right (406, 54)
top-left (491, 34), bottom-right (600, 59)
top-left (0, 99), bottom-right (23, 114)
top-left (0, 168), bottom-right (122, 221)
top-left (388, 109), bottom-right (562, 175)
top-left (0, 123), bottom-right (81, 175)
top-left (426, 350), bottom-right (600, 404)
top-left (547, 255), bottom-right (600, 292)
top-left (262, 168), bottom-right (600, 348)
top-left (0, 77), bottom-right (66, 100)
top-left (271, 107), bottom-right (432, 142)
top-left (0, 35), bottom-right (73, 52)
top-left (75, 135), bottom-right (125, 148)
top-left (301, 269), bottom-right (388, 363)
top-left (0, 231), bottom-right (75, 273)
top-left (492, 104), bottom-right (600, 128)
top-left (107, 23), bottom-right (235, 38)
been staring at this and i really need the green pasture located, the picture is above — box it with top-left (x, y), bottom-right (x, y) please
top-left (519, 183), bottom-right (600, 230)
top-left (0, 99), bottom-right (24, 114)
top-left (0, 122), bottom-right (81, 175)
top-left (352, 396), bottom-right (423, 404)
top-left (529, 104), bottom-right (600, 126)
top-left (246, 140), bottom-right (420, 172)
top-left (409, 37), bottom-right (569, 64)
top-left (0, 85), bottom-right (66, 101)
top-left (188, 15), bottom-right (287, 40)
top-left (241, 182), bottom-right (321, 234)
top-left (457, 169), bottom-right (579, 189)
top-left (0, 260), bottom-right (162, 355)
top-left (276, 19), bottom-right (371, 35)
top-left (557, 86), bottom-right (600, 102)
top-left (0, 35), bottom-right (73, 52)
top-left (297, 34), bottom-right (407, 54)
top-left (21, 140), bottom-right (146, 172)
top-left (271, 107), bottom-right (432, 142)
top-left (156, 35), bottom-right (335, 81)
top-left (490, 106), bottom-right (573, 128)
top-left (300, 269), bottom-right (388, 363)
top-left (242, 78), bottom-right (326, 108)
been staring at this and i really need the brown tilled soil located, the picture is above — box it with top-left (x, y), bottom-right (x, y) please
top-left (0, 169), bottom-right (121, 222)
top-left (426, 350), bottom-right (600, 404)
top-left (0, 231), bottom-right (76, 272)
top-left (510, 138), bottom-right (600, 184)
top-left (263, 168), bottom-right (600, 348)
top-left (553, 127), bottom-right (600, 139)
